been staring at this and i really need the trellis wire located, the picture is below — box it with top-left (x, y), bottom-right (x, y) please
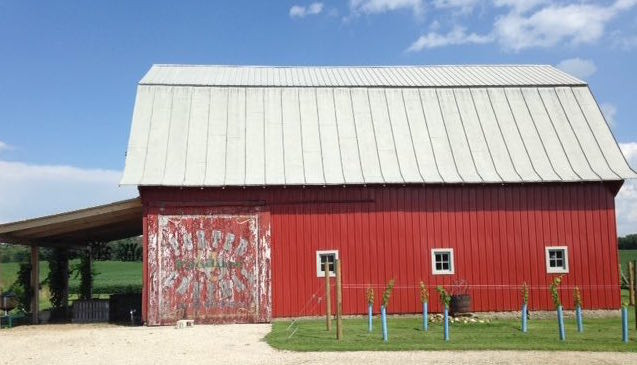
top-left (285, 286), bottom-right (324, 338)
top-left (341, 283), bottom-right (621, 289)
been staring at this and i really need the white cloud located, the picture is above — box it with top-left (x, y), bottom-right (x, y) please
top-left (611, 31), bottom-right (637, 50)
top-left (0, 160), bottom-right (137, 224)
top-left (406, 0), bottom-right (637, 52)
top-left (0, 140), bottom-right (12, 152)
top-left (620, 142), bottom-right (637, 165)
top-left (433, 0), bottom-right (479, 14)
top-left (600, 102), bottom-right (618, 127)
top-left (555, 58), bottom-right (597, 80)
top-left (407, 26), bottom-right (493, 51)
top-left (290, 2), bottom-right (324, 18)
top-left (349, 0), bottom-right (424, 16)
top-left (617, 142), bottom-right (637, 236)
top-left (494, 0), bottom-right (637, 51)
top-left (493, 0), bottom-right (546, 14)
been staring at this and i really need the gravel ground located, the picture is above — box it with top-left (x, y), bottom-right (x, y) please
top-left (1, 323), bottom-right (636, 365)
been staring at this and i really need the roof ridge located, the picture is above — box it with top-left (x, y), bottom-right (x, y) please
top-left (139, 64), bottom-right (586, 87)
top-left (151, 64), bottom-right (556, 68)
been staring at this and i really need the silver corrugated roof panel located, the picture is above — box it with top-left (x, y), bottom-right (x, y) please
top-left (121, 65), bottom-right (636, 186)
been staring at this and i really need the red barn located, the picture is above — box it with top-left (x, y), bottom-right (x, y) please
top-left (120, 65), bottom-right (636, 325)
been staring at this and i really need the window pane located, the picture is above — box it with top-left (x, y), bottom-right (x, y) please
top-left (547, 248), bottom-right (567, 270)
top-left (436, 262), bottom-right (442, 270)
top-left (442, 262), bottom-right (449, 270)
top-left (549, 250), bottom-right (564, 259)
top-left (319, 253), bottom-right (337, 274)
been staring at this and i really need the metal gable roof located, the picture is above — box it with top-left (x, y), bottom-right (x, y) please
top-left (120, 65), bottom-right (637, 187)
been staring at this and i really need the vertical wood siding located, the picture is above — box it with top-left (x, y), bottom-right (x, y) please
top-left (141, 182), bottom-right (621, 321)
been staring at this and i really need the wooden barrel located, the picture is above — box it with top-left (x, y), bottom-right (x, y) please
top-left (450, 294), bottom-right (471, 315)
top-left (0, 293), bottom-right (18, 312)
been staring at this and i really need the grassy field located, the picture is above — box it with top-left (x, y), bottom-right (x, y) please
top-left (0, 260), bottom-right (142, 309)
top-left (267, 315), bottom-right (637, 352)
top-left (620, 250), bottom-right (637, 275)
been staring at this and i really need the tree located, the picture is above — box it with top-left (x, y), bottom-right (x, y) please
top-left (618, 234), bottom-right (637, 250)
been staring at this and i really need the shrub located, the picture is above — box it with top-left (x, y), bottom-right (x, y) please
top-left (113, 238), bottom-right (143, 262)
top-left (521, 282), bottom-right (529, 305)
top-left (71, 249), bottom-right (98, 300)
top-left (574, 286), bottom-right (582, 308)
top-left (437, 286), bottom-right (451, 309)
top-left (91, 242), bottom-right (113, 261)
top-left (550, 275), bottom-right (564, 309)
top-left (45, 248), bottom-right (69, 309)
top-left (8, 261), bottom-right (33, 312)
top-left (0, 245), bottom-right (29, 263)
top-left (382, 279), bottom-right (395, 308)
top-left (451, 279), bottom-right (469, 296)
top-left (366, 287), bottom-right (374, 306)
top-left (419, 281), bottom-right (429, 303)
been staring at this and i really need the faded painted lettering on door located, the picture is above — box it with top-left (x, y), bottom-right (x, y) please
top-left (147, 214), bottom-right (270, 324)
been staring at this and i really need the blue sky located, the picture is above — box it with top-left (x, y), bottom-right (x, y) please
top-left (1, 0), bottom-right (636, 233)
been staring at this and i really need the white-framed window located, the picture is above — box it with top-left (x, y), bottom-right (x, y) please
top-left (316, 250), bottom-right (339, 277)
top-left (545, 246), bottom-right (569, 274)
top-left (431, 248), bottom-right (454, 275)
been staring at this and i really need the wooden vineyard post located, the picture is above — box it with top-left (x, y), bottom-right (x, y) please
top-left (325, 261), bottom-right (332, 331)
top-left (629, 261), bottom-right (635, 306)
top-left (336, 259), bottom-right (343, 340)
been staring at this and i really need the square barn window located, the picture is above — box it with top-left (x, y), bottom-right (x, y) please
top-left (316, 250), bottom-right (339, 277)
top-left (545, 246), bottom-right (569, 274)
top-left (431, 248), bottom-right (454, 275)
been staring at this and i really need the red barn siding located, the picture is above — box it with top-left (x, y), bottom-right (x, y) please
top-left (141, 182), bottom-right (621, 322)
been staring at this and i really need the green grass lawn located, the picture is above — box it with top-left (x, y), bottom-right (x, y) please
top-left (267, 315), bottom-right (637, 352)
top-left (0, 260), bottom-right (142, 310)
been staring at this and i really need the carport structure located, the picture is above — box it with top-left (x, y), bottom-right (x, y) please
top-left (0, 198), bottom-right (142, 323)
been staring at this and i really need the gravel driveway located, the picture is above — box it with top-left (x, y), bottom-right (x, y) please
top-left (1, 323), bottom-right (635, 365)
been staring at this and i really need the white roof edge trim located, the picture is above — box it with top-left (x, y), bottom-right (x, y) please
top-left (118, 177), bottom-right (628, 187)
